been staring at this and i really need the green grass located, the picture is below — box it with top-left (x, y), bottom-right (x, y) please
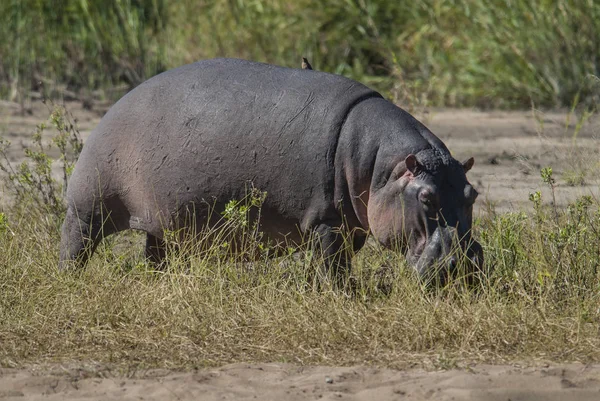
top-left (1, 0), bottom-right (599, 108)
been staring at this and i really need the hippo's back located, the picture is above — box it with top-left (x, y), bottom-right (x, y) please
top-left (70, 58), bottom-right (381, 236)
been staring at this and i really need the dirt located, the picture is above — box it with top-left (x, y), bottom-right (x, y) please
top-left (1, 362), bottom-right (600, 400)
top-left (425, 108), bottom-right (600, 213)
top-left (1, 99), bottom-right (599, 399)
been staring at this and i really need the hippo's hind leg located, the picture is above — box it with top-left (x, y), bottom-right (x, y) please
top-left (59, 205), bottom-right (101, 269)
top-left (59, 199), bottom-right (124, 269)
top-left (145, 233), bottom-right (166, 265)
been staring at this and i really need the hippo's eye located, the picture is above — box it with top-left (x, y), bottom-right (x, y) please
top-left (418, 189), bottom-right (439, 210)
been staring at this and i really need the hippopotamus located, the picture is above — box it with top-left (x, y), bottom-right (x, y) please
top-left (60, 58), bottom-right (482, 281)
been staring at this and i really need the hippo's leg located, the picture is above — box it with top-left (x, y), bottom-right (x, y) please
top-left (313, 222), bottom-right (364, 285)
top-left (59, 205), bottom-right (103, 269)
top-left (59, 197), bottom-right (127, 269)
top-left (145, 233), bottom-right (166, 265)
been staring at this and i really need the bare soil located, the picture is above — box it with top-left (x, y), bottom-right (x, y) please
top-left (1, 362), bottom-right (600, 400)
top-left (425, 108), bottom-right (600, 213)
top-left (1, 100), bottom-right (599, 399)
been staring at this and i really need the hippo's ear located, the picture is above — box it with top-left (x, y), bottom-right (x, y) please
top-left (462, 157), bottom-right (475, 173)
top-left (405, 154), bottom-right (419, 174)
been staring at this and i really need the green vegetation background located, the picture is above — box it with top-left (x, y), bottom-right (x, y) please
top-left (1, 0), bottom-right (599, 108)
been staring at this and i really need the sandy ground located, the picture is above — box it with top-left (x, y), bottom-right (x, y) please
top-left (1, 99), bottom-right (599, 399)
top-left (2, 362), bottom-right (600, 400)
top-left (425, 108), bottom-right (600, 213)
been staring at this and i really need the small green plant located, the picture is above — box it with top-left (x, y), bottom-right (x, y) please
top-left (540, 166), bottom-right (555, 187)
top-left (540, 167), bottom-right (558, 222)
top-left (528, 190), bottom-right (542, 209)
top-left (0, 104), bottom-right (83, 217)
top-left (49, 106), bottom-right (84, 193)
top-left (220, 186), bottom-right (269, 257)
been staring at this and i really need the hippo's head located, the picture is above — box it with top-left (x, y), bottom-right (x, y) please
top-left (367, 148), bottom-right (483, 283)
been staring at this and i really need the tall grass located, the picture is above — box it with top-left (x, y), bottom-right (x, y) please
top-left (1, 0), bottom-right (599, 108)
top-left (0, 0), bottom-right (171, 100)
top-left (0, 187), bottom-right (599, 369)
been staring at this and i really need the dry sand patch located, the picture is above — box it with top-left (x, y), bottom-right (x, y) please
top-left (1, 363), bottom-right (600, 401)
top-left (424, 108), bottom-right (599, 213)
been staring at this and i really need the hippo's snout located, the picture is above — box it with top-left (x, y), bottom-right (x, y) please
top-left (413, 226), bottom-right (483, 284)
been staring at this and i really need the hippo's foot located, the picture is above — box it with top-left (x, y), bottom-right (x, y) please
top-left (145, 233), bottom-right (167, 267)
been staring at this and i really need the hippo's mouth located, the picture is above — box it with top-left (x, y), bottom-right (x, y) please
top-left (408, 236), bottom-right (429, 273)
top-left (410, 226), bottom-right (457, 276)
top-left (410, 227), bottom-right (484, 283)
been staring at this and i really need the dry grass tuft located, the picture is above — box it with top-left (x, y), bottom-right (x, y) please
top-left (1, 187), bottom-right (599, 369)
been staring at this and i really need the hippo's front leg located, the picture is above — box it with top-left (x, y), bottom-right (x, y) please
top-left (312, 222), bottom-right (366, 285)
top-left (313, 223), bottom-right (348, 284)
top-left (145, 233), bottom-right (167, 265)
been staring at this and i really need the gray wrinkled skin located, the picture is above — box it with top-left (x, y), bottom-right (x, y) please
top-left (60, 58), bottom-right (482, 280)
